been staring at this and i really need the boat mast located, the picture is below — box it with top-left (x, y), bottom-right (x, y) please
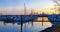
top-left (31, 8), bottom-right (34, 15)
top-left (24, 3), bottom-right (27, 15)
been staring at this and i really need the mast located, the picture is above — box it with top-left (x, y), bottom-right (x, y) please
top-left (31, 9), bottom-right (33, 15)
top-left (24, 3), bottom-right (27, 15)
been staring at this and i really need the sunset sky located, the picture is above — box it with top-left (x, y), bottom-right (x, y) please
top-left (0, 0), bottom-right (56, 15)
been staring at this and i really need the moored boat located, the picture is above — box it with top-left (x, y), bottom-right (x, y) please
top-left (48, 14), bottom-right (60, 25)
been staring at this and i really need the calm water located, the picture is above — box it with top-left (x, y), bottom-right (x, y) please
top-left (0, 17), bottom-right (52, 32)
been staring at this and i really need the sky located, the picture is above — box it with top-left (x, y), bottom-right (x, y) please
top-left (0, 0), bottom-right (54, 8)
top-left (0, 0), bottom-right (55, 15)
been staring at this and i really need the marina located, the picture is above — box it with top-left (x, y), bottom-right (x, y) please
top-left (0, 0), bottom-right (60, 32)
top-left (0, 17), bottom-right (52, 32)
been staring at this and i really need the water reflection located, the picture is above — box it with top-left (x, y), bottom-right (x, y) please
top-left (0, 17), bottom-right (52, 32)
top-left (0, 22), bottom-right (20, 32)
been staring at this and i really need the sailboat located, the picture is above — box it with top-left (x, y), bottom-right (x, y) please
top-left (22, 3), bottom-right (38, 21)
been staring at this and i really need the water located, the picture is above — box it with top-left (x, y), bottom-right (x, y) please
top-left (0, 17), bottom-right (52, 32)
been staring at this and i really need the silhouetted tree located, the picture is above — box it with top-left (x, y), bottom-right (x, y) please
top-left (53, 0), bottom-right (60, 14)
top-left (53, 0), bottom-right (60, 6)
